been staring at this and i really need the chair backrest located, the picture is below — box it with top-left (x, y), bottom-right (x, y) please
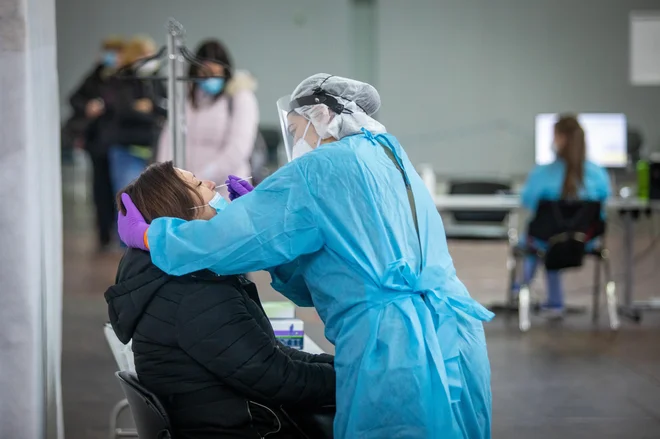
top-left (528, 200), bottom-right (604, 270)
top-left (528, 200), bottom-right (604, 241)
top-left (104, 323), bottom-right (136, 372)
top-left (627, 128), bottom-right (643, 163)
top-left (449, 181), bottom-right (512, 223)
top-left (116, 371), bottom-right (173, 439)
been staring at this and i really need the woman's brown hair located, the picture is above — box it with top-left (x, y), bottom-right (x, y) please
top-left (555, 115), bottom-right (586, 199)
top-left (116, 161), bottom-right (204, 223)
top-left (189, 39), bottom-right (233, 109)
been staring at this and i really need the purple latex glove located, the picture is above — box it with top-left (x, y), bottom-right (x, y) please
top-left (226, 175), bottom-right (254, 201)
top-left (117, 193), bottom-right (149, 251)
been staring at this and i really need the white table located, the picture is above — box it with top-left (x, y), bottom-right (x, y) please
top-left (303, 335), bottom-right (326, 355)
top-left (434, 194), bottom-right (657, 211)
top-left (434, 194), bottom-right (660, 320)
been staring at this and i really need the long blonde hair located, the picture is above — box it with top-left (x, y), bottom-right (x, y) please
top-left (555, 115), bottom-right (586, 198)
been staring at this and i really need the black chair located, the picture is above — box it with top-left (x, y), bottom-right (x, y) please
top-left (281, 405), bottom-right (335, 439)
top-left (449, 181), bottom-right (512, 223)
top-left (116, 371), bottom-right (174, 439)
top-left (507, 200), bottom-right (620, 332)
top-left (627, 128), bottom-right (643, 164)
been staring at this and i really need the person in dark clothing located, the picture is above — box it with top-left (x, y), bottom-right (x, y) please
top-left (105, 36), bottom-right (167, 195)
top-left (105, 161), bottom-right (335, 439)
top-left (67, 36), bottom-right (126, 250)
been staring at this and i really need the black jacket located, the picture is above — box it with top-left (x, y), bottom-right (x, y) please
top-left (70, 65), bottom-right (166, 155)
top-left (105, 249), bottom-right (335, 439)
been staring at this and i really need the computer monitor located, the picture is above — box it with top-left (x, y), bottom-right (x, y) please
top-left (535, 113), bottom-right (627, 168)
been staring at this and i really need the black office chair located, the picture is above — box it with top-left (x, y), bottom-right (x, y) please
top-left (116, 371), bottom-right (174, 439)
top-left (508, 200), bottom-right (620, 332)
top-left (281, 405), bottom-right (335, 439)
top-left (449, 181), bottom-right (512, 223)
top-left (627, 128), bottom-right (644, 164)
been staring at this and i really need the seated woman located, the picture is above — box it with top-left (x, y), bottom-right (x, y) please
top-left (519, 114), bottom-right (611, 315)
top-left (104, 161), bottom-right (335, 439)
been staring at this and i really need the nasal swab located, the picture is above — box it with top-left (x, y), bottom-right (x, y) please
top-left (215, 176), bottom-right (252, 189)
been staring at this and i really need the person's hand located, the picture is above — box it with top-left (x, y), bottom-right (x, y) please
top-left (226, 175), bottom-right (254, 201)
top-left (85, 99), bottom-right (104, 119)
top-left (118, 193), bottom-right (149, 251)
top-left (133, 98), bottom-right (153, 113)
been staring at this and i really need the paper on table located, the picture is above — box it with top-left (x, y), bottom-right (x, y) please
top-left (262, 301), bottom-right (296, 319)
top-left (630, 12), bottom-right (660, 85)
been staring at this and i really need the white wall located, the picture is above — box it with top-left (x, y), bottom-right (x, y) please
top-left (56, 0), bottom-right (352, 126)
top-left (377, 0), bottom-right (660, 178)
top-left (0, 0), bottom-right (63, 437)
top-left (56, 0), bottom-right (660, 177)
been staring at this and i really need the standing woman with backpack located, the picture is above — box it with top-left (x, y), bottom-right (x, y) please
top-left (157, 39), bottom-right (259, 195)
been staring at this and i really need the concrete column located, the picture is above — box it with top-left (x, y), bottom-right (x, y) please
top-left (0, 0), bottom-right (63, 437)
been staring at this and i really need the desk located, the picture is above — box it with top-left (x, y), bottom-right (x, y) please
top-left (303, 335), bottom-right (326, 355)
top-left (434, 195), bottom-right (660, 320)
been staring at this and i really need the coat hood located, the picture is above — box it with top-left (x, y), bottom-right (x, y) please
top-left (104, 249), bottom-right (170, 344)
top-left (226, 70), bottom-right (257, 96)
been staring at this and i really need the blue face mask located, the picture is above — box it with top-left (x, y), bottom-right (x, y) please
top-left (208, 192), bottom-right (228, 213)
top-left (190, 191), bottom-right (228, 216)
top-left (102, 51), bottom-right (117, 68)
top-left (199, 78), bottom-right (225, 96)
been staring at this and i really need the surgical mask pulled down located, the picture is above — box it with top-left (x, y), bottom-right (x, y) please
top-left (292, 120), bottom-right (321, 160)
top-left (189, 176), bottom-right (252, 214)
top-left (190, 192), bottom-right (228, 214)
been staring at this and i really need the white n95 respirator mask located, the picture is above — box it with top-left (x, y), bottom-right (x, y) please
top-left (291, 120), bottom-right (321, 160)
top-left (292, 138), bottom-right (315, 160)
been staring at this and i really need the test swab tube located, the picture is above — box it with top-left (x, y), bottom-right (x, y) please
top-left (215, 176), bottom-right (252, 189)
top-left (216, 176), bottom-right (252, 189)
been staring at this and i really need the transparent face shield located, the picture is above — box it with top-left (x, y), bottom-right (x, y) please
top-left (276, 95), bottom-right (296, 162)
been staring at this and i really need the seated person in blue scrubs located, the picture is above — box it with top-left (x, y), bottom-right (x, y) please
top-left (520, 115), bottom-right (611, 314)
top-left (104, 161), bottom-right (335, 439)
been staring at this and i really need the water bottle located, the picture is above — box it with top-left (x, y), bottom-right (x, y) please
top-left (637, 159), bottom-right (650, 200)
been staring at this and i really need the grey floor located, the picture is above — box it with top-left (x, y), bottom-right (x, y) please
top-left (62, 180), bottom-right (660, 438)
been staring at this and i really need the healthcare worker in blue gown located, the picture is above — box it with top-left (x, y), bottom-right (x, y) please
top-left (118, 74), bottom-right (494, 439)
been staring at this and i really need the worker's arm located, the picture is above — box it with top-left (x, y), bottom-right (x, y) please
top-left (148, 161), bottom-right (324, 276)
top-left (268, 260), bottom-right (314, 307)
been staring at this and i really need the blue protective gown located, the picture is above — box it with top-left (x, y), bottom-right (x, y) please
top-left (148, 130), bottom-right (494, 439)
top-left (521, 160), bottom-right (611, 213)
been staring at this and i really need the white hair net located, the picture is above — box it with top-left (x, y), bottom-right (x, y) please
top-left (290, 74), bottom-right (386, 140)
